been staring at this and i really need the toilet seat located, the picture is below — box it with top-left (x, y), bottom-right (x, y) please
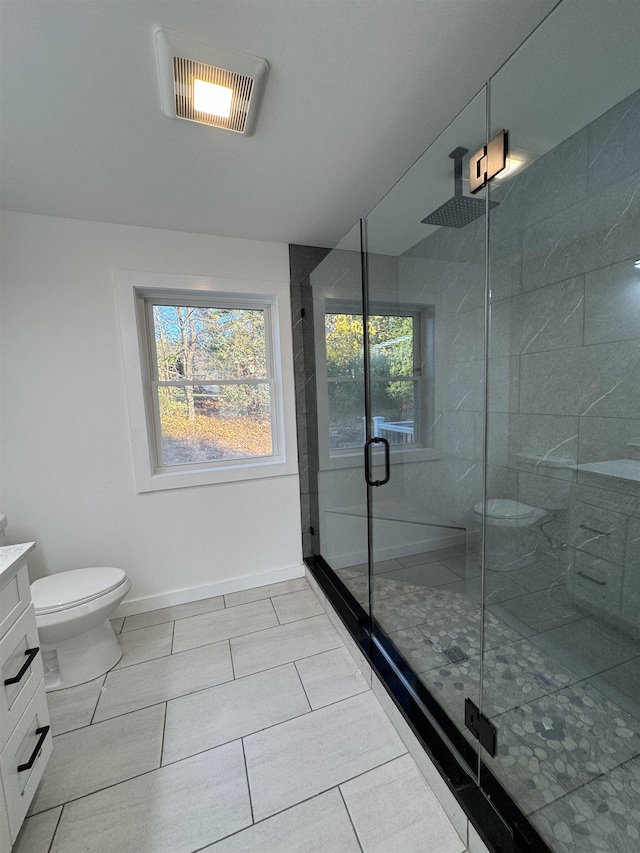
top-left (473, 499), bottom-right (536, 520)
top-left (32, 567), bottom-right (127, 614)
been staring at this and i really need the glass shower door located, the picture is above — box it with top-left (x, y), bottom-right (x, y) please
top-left (481, 1), bottom-right (640, 848)
top-left (364, 89), bottom-right (488, 775)
top-left (310, 222), bottom-right (371, 619)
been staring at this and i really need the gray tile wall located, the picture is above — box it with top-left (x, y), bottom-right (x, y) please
top-left (487, 87), bottom-right (640, 629)
top-left (396, 87), bottom-right (640, 630)
top-left (289, 245), bottom-right (331, 558)
top-left (399, 177), bottom-right (487, 527)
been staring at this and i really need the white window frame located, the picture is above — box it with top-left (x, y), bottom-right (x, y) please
top-left (115, 271), bottom-right (297, 492)
top-left (315, 297), bottom-right (438, 471)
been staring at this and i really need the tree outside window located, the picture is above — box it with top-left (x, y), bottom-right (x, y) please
top-left (149, 302), bottom-right (276, 467)
top-left (324, 308), bottom-right (423, 450)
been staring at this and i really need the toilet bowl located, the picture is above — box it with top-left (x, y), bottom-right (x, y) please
top-left (473, 499), bottom-right (546, 572)
top-left (31, 567), bottom-right (131, 691)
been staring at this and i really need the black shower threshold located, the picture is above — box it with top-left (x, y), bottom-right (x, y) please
top-left (306, 555), bottom-right (553, 853)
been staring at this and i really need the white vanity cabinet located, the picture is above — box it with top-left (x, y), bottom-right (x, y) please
top-left (0, 544), bottom-right (52, 847)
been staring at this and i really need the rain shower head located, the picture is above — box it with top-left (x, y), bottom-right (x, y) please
top-left (421, 147), bottom-right (498, 228)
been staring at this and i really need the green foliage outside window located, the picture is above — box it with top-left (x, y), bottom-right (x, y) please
top-left (325, 312), bottom-right (417, 449)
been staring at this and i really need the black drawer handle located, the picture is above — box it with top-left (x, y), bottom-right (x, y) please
top-left (17, 725), bottom-right (50, 772)
top-left (4, 647), bottom-right (40, 686)
top-left (576, 570), bottom-right (607, 586)
top-left (579, 524), bottom-right (611, 536)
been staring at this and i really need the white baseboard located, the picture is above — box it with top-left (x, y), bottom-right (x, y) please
top-left (114, 563), bottom-right (306, 617)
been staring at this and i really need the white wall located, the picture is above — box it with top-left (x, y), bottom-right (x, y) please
top-left (0, 212), bottom-right (303, 612)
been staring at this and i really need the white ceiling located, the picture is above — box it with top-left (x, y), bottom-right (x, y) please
top-left (0, 0), bottom-right (561, 249)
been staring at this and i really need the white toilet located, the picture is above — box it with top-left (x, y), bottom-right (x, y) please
top-left (473, 499), bottom-right (547, 572)
top-left (31, 567), bottom-right (131, 691)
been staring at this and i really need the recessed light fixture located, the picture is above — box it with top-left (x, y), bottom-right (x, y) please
top-left (155, 27), bottom-right (269, 135)
top-left (634, 259), bottom-right (640, 269)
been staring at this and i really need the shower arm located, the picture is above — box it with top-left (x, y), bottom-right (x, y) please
top-left (449, 147), bottom-right (468, 198)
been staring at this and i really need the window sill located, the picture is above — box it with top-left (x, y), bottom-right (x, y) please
top-left (137, 456), bottom-right (298, 492)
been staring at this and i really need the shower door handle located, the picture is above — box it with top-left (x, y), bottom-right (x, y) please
top-left (365, 437), bottom-right (390, 487)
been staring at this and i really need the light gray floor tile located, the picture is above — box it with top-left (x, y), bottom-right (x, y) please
top-left (110, 617), bottom-right (125, 634)
top-left (50, 741), bottom-right (252, 853)
top-left (588, 657), bottom-right (640, 720)
top-left (29, 704), bottom-right (164, 814)
top-left (272, 588), bottom-right (324, 624)
top-left (596, 656), bottom-right (640, 704)
top-left (172, 598), bottom-right (278, 653)
top-left (531, 754), bottom-right (640, 853)
top-left (204, 788), bottom-right (361, 853)
top-left (224, 577), bottom-right (309, 608)
top-left (122, 595), bottom-right (225, 632)
top-left (488, 718), bottom-right (571, 814)
top-left (323, 603), bottom-right (373, 686)
top-left (379, 562), bottom-right (461, 588)
top-left (369, 674), bottom-right (469, 844)
top-left (441, 571), bottom-right (527, 607)
top-left (442, 554), bottom-right (481, 577)
top-left (244, 691), bottom-right (406, 821)
top-left (295, 647), bottom-right (369, 709)
top-left (342, 562), bottom-right (368, 575)
top-left (398, 547), bottom-right (464, 568)
top-left (93, 641), bottom-right (233, 722)
top-left (231, 614), bottom-right (342, 678)
top-left (373, 587), bottom-right (475, 635)
top-left (371, 558), bottom-right (404, 574)
top-left (114, 621), bottom-right (173, 669)
top-left (500, 680), bottom-right (640, 795)
top-left (11, 807), bottom-right (62, 853)
top-left (530, 616), bottom-right (639, 679)
top-left (389, 608), bottom-right (521, 678)
top-left (46, 675), bottom-right (105, 735)
top-left (163, 663), bottom-right (310, 765)
top-left (304, 569), bottom-right (327, 610)
top-left (491, 587), bottom-right (583, 635)
top-left (341, 754), bottom-right (465, 853)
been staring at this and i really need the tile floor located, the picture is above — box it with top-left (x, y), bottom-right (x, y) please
top-left (13, 577), bottom-right (468, 853)
top-left (336, 547), bottom-right (640, 853)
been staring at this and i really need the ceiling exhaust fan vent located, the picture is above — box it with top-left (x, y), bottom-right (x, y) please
top-left (155, 28), bottom-right (269, 136)
top-left (173, 58), bottom-right (254, 133)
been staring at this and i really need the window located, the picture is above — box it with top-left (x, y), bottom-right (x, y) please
top-left (324, 303), bottom-right (431, 452)
top-left (115, 271), bottom-right (296, 492)
top-left (146, 298), bottom-right (277, 468)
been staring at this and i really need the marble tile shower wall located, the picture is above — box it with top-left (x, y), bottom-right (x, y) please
top-left (289, 245), bottom-right (330, 558)
top-left (397, 182), bottom-right (488, 531)
top-left (488, 87), bottom-right (640, 633)
top-left (399, 88), bottom-right (640, 630)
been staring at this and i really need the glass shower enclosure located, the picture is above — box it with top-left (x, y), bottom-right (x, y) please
top-left (303, 1), bottom-right (640, 850)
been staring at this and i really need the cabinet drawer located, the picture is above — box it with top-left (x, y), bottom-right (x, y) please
top-left (0, 605), bottom-right (43, 752)
top-left (573, 552), bottom-right (623, 617)
top-left (0, 686), bottom-right (52, 842)
top-left (0, 563), bottom-right (31, 637)
top-left (570, 501), bottom-right (627, 565)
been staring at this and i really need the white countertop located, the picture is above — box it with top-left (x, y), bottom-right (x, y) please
top-left (576, 459), bottom-right (640, 484)
top-left (0, 542), bottom-right (36, 584)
